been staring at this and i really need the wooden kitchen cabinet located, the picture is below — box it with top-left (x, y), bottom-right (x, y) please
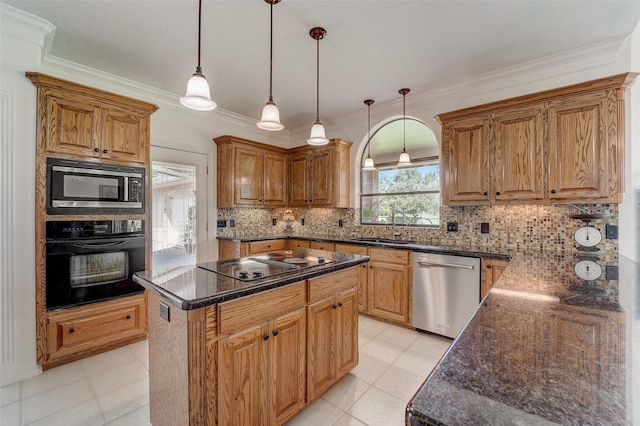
top-left (46, 293), bottom-right (146, 362)
top-left (215, 135), bottom-right (288, 208)
top-left (288, 138), bottom-right (352, 208)
top-left (288, 239), bottom-right (310, 250)
top-left (437, 73), bottom-right (637, 205)
top-left (368, 248), bottom-right (412, 325)
top-left (309, 241), bottom-right (335, 251)
top-left (218, 308), bottom-right (305, 426)
top-left (27, 73), bottom-right (155, 165)
top-left (480, 257), bottom-right (510, 300)
top-left (335, 243), bottom-right (370, 312)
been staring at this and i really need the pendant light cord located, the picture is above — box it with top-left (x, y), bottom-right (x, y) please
top-left (403, 93), bottom-right (406, 151)
top-left (196, 0), bottom-right (202, 71)
top-left (315, 37), bottom-right (320, 122)
top-left (367, 102), bottom-right (372, 156)
top-left (268, 2), bottom-right (274, 101)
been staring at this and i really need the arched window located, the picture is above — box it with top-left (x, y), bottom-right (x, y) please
top-left (360, 118), bottom-right (440, 226)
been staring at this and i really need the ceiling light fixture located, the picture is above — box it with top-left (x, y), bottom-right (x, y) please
top-left (397, 88), bottom-right (412, 166)
top-left (307, 27), bottom-right (329, 146)
top-left (362, 99), bottom-right (376, 171)
top-left (257, 0), bottom-right (284, 131)
top-left (180, 0), bottom-right (217, 111)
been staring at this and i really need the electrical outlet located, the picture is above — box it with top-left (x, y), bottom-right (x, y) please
top-left (272, 218), bottom-right (277, 226)
top-left (230, 219), bottom-right (236, 227)
top-left (159, 302), bottom-right (170, 322)
top-left (338, 219), bottom-right (344, 227)
top-left (301, 218), bottom-right (305, 226)
top-left (480, 223), bottom-right (489, 234)
top-left (446, 221), bottom-right (458, 232)
top-left (217, 219), bottom-right (227, 228)
top-left (605, 224), bottom-right (618, 239)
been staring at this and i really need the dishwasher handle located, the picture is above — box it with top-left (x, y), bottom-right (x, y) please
top-left (417, 261), bottom-right (475, 270)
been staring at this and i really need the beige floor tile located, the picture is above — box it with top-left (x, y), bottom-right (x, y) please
top-left (88, 360), bottom-right (148, 396)
top-left (0, 382), bottom-right (21, 407)
top-left (106, 404), bottom-right (151, 425)
top-left (347, 387), bottom-right (407, 426)
top-left (376, 326), bottom-right (419, 349)
top-left (0, 401), bottom-right (21, 426)
top-left (285, 397), bottom-right (342, 426)
top-left (392, 350), bottom-right (439, 379)
top-left (357, 333), bottom-right (372, 348)
top-left (332, 413), bottom-right (367, 426)
top-left (360, 338), bottom-right (405, 364)
top-left (358, 316), bottom-right (389, 337)
top-left (21, 360), bottom-right (86, 399)
top-left (373, 365), bottom-right (426, 402)
top-left (127, 340), bottom-right (149, 371)
top-left (408, 333), bottom-right (452, 359)
top-left (27, 398), bottom-right (105, 426)
top-left (81, 346), bottom-right (138, 377)
top-left (97, 376), bottom-right (149, 423)
top-left (349, 353), bottom-right (390, 384)
top-left (320, 373), bottom-right (370, 411)
top-left (22, 378), bottom-right (94, 425)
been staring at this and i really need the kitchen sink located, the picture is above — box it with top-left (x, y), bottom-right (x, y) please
top-left (350, 237), bottom-right (413, 244)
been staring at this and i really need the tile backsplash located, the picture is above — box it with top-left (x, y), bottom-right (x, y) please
top-left (217, 204), bottom-right (618, 253)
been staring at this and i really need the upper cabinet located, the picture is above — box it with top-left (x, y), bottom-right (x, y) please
top-left (27, 72), bottom-right (157, 165)
top-left (215, 135), bottom-right (288, 208)
top-left (288, 138), bottom-right (352, 208)
top-left (216, 136), bottom-right (352, 209)
top-left (437, 73), bottom-right (637, 205)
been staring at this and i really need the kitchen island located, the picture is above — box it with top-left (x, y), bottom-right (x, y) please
top-left (406, 251), bottom-right (638, 425)
top-left (133, 248), bottom-right (369, 426)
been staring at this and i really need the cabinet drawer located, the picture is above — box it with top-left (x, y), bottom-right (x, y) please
top-left (248, 239), bottom-right (286, 254)
top-left (289, 239), bottom-right (311, 250)
top-left (308, 267), bottom-right (359, 303)
top-left (47, 295), bottom-right (146, 360)
top-left (335, 244), bottom-right (368, 256)
top-left (218, 282), bottom-right (305, 335)
top-left (309, 241), bottom-right (335, 251)
top-left (369, 247), bottom-right (411, 265)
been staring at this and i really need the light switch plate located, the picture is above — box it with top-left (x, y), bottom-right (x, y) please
top-left (159, 302), bottom-right (170, 322)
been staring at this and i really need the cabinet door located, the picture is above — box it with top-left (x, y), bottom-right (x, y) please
top-left (442, 116), bottom-right (490, 204)
top-left (480, 258), bottom-right (510, 300)
top-left (335, 288), bottom-right (358, 377)
top-left (548, 92), bottom-right (609, 201)
top-left (218, 324), bottom-right (268, 426)
top-left (369, 261), bottom-right (410, 324)
top-left (269, 309), bottom-right (306, 426)
top-left (289, 153), bottom-right (309, 206)
top-left (235, 147), bottom-right (265, 206)
top-left (46, 95), bottom-right (100, 158)
top-left (307, 297), bottom-right (335, 402)
top-left (335, 244), bottom-right (369, 312)
top-left (264, 152), bottom-right (287, 207)
top-left (101, 108), bottom-right (146, 163)
top-left (492, 105), bottom-right (545, 202)
top-left (309, 149), bottom-right (332, 206)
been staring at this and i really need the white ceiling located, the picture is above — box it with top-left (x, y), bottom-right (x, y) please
top-left (6, 0), bottom-right (640, 131)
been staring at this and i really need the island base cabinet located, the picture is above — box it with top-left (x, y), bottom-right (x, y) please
top-left (307, 287), bottom-right (358, 402)
top-left (218, 308), bottom-right (306, 426)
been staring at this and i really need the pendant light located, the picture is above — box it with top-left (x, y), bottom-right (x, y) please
top-left (362, 99), bottom-right (376, 171)
top-left (397, 88), bottom-right (411, 166)
top-left (257, 0), bottom-right (284, 131)
top-left (180, 0), bottom-right (217, 111)
top-left (307, 27), bottom-right (329, 146)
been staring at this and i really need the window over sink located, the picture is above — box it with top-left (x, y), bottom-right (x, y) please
top-left (360, 118), bottom-right (440, 226)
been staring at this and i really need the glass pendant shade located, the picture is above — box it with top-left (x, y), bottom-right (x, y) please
top-left (398, 148), bottom-right (411, 166)
top-left (307, 121), bottom-right (329, 145)
top-left (257, 100), bottom-right (284, 130)
top-left (181, 69), bottom-right (217, 111)
top-left (362, 156), bottom-right (375, 170)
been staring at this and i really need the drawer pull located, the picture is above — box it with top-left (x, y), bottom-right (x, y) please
top-left (551, 189), bottom-right (557, 194)
top-left (126, 315), bottom-right (131, 319)
top-left (102, 149), bottom-right (108, 154)
top-left (338, 302), bottom-right (343, 307)
top-left (332, 304), bottom-right (338, 309)
top-left (93, 147), bottom-right (99, 153)
top-left (263, 333), bottom-right (270, 341)
top-left (272, 329), bottom-right (279, 336)
top-left (69, 328), bottom-right (75, 333)
top-left (483, 191), bottom-right (488, 196)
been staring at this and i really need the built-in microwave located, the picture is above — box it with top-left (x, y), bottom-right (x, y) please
top-left (47, 157), bottom-right (145, 215)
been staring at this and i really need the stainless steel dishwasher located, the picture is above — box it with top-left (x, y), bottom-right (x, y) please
top-left (412, 252), bottom-right (480, 338)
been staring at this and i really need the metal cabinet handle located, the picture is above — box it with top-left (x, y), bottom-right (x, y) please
top-left (102, 149), bottom-right (108, 154)
top-left (263, 333), bottom-right (270, 341)
top-left (418, 261), bottom-right (474, 270)
top-left (332, 304), bottom-right (338, 309)
top-left (483, 191), bottom-right (488, 196)
top-left (495, 192), bottom-right (501, 196)
top-left (338, 302), bottom-right (343, 307)
top-left (551, 189), bottom-right (557, 194)
top-left (93, 148), bottom-right (99, 153)
top-left (272, 329), bottom-right (279, 336)
top-left (486, 264), bottom-right (492, 269)
top-left (69, 328), bottom-right (75, 333)
top-left (126, 315), bottom-right (131, 319)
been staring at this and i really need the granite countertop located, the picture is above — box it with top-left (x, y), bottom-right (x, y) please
top-left (406, 251), bottom-right (639, 425)
top-left (217, 234), bottom-right (511, 260)
top-left (133, 248), bottom-right (369, 310)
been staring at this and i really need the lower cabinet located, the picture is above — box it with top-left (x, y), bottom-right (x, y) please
top-left (218, 308), bottom-right (306, 426)
top-left (335, 243), bottom-right (369, 312)
top-left (480, 257), bottom-right (510, 300)
top-left (307, 287), bottom-right (358, 402)
top-left (46, 293), bottom-right (146, 362)
top-left (368, 248), bottom-right (412, 324)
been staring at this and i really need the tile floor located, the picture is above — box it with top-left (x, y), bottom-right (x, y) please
top-left (0, 315), bottom-right (451, 426)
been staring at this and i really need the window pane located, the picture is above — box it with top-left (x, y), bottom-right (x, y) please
top-left (362, 164), bottom-right (440, 195)
top-left (361, 193), bottom-right (440, 226)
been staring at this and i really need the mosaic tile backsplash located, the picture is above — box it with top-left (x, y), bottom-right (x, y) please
top-left (217, 204), bottom-right (618, 253)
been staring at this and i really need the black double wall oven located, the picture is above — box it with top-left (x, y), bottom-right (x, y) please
top-left (45, 220), bottom-right (146, 310)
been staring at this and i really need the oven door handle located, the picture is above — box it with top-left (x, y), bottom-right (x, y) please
top-left (73, 241), bottom-right (127, 249)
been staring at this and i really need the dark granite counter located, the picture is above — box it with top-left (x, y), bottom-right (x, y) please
top-left (217, 235), bottom-right (510, 260)
top-left (133, 248), bottom-right (369, 310)
top-left (406, 251), bottom-right (639, 425)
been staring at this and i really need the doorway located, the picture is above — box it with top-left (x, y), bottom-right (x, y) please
top-left (151, 147), bottom-right (209, 269)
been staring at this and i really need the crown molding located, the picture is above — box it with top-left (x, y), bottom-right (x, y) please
top-left (0, 3), bottom-right (55, 48)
